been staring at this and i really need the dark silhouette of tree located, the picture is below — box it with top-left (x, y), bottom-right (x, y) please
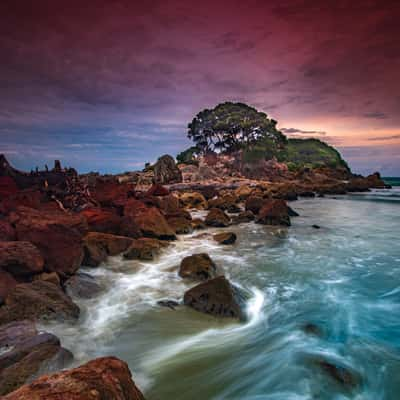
top-left (187, 102), bottom-right (286, 154)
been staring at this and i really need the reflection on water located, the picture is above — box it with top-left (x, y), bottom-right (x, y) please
top-left (42, 190), bottom-right (400, 399)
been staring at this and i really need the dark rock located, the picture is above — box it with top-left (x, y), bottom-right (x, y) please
top-left (153, 154), bottom-right (182, 184)
top-left (32, 272), bottom-right (61, 286)
top-left (0, 270), bottom-right (17, 305)
top-left (123, 238), bottom-right (165, 261)
top-left (0, 220), bottom-right (16, 241)
top-left (146, 184), bottom-right (169, 197)
top-left (179, 253), bottom-right (218, 281)
top-left (256, 199), bottom-right (291, 226)
top-left (245, 196), bottom-right (265, 214)
top-left (157, 300), bottom-right (179, 310)
top-left (233, 210), bottom-right (254, 224)
top-left (166, 216), bottom-right (193, 234)
top-left (0, 320), bottom-right (37, 348)
top-left (191, 218), bottom-right (206, 230)
top-left (213, 232), bottom-right (237, 245)
top-left (205, 208), bottom-right (230, 227)
top-left (184, 276), bottom-right (245, 319)
top-left (302, 323), bottom-right (323, 337)
top-left (64, 272), bottom-right (103, 299)
top-left (312, 224), bottom-right (321, 229)
top-left (287, 206), bottom-right (299, 217)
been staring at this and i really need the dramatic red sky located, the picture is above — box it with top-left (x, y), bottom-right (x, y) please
top-left (1, 0), bottom-right (399, 175)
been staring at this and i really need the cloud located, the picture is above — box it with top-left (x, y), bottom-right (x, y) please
top-left (363, 112), bottom-right (387, 119)
top-left (367, 134), bottom-right (400, 141)
top-left (281, 128), bottom-right (327, 136)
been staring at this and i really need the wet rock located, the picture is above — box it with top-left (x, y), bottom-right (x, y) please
top-left (0, 280), bottom-right (80, 325)
top-left (312, 224), bottom-right (321, 229)
top-left (157, 300), bottom-right (179, 310)
top-left (313, 357), bottom-right (361, 389)
top-left (287, 206), bottom-right (299, 217)
top-left (213, 232), bottom-right (237, 245)
top-left (245, 196), bottom-right (265, 214)
top-left (10, 207), bottom-right (87, 276)
top-left (146, 183), bottom-right (170, 197)
top-left (191, 218), bottom-right (206, 230)
top-left (302, 323), bottom-right (323, 337)
top-left (166, 216), bottom-right (193, 234)
top-left (153, 154), bottom-right (182, 184)
top-left (132, 207), bottom-right (176, 240)
top-left (0, 270), bottom-right (17, 305)
top-left (205, 208), bottom-right (230, 227)
top-left (233, 210), bottom-right (254, 224)
top-left (32, 272), bottom-right (61, 287)
top-left (123, 238), bottom-right (165, 261)
top-left (184, 276), bottom-right (245, 319)
top-left (179, 191), bottom-right (208, 209)
top-left (64, 272), bottom-right (103, 299)
top-left (0, 220), bottom-right (16, 241)
top-left (179, 253), bottom-right (218, 281)
top-left (0, 320), bottom-right (37, 348)
top-left (0, 241), bottom-right (44, 278)
top-left (0, 331), bottom-right (73, 396)
top-left (3, 356), bottom-right (145, 400)
top-left (256, 199), bottom-right (291, 226)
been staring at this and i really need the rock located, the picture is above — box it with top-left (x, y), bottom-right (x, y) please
top-left (80, 207), bottom-right (122, 235)
top-left (0, 270), bottom-right (17, 305)
top-left (0, 331), bottom-right (73, 396)
top-left (158, 194), bottom-right (181, 214)
top-left (166, 216), bottom-right (193, 234)
top-left (3, 356), bottom-right (145, 400)
top-left (213, 232), bottom-right (237, 245)
top-left (0, 241), bottom-right (44, 278)
top-left (153, 154), bottom-right (182, 184)
top-left (10, 207), bottom-right (86, 276)
top-left (132, 207), bottom-right (176, 240)
top-left (366, 172), bottom-right (386, 188)
top-left (234, 185), bottom-right (253, 200)
top-left (233, 210), bottom-right (254, 224)
top-left (179, 191), bottom-right (208, 209)
top-left (179, 253), bottom-right (218, 281)
top-left (0, 220), bottom-right (16, 241)
top-left (0, 320), bottom-right (37, 348)
top-left (157, 300), bottom-right (179, 310)
top-left (245, 196), bottom-right (265, 214)
top-left (64, 272), bottom-right (103, 299)
top-left (123, 198), bottom-right (148, 218)
top-left (302, 323), bottom-right (323, 337)
top-left (90, 178), bottom-right (133, 208)
top-left (146, 183), bottom-right (169, 197)
top-left (184, 276), bottom-right (245, 319)
top-left (191, 218), bottom-right (206, 230)
top-left (123, 238), bottom-right (164, 261)
top-left (256, 199), bottom-right (291, 226)
top-left (0, 176), bottom-right (18, 199)
top-left (33, 272), bottom-right (61, 286)
top-left (119, 216), bottom-right (143, 239)
top-left (208, 194), bottom-right (239, 212)
top-left (205, 208), bottom-right (230, 227)
top-left (312, 224), bottom-right (321, 229)
top-left (83, 232), bottom-right (133, 267)
top-left (287, 206), bottom-right (299, 217)
top-left (313, 357), bottom-right (361, 389)
top-left (0, 280), bottom-right (80, 325)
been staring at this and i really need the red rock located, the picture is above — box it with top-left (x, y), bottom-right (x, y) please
top-left (166, 216), bottom-right (193, 234)
top-left (4, 356), bottom-right (145, 400)
top-left (90, 178), bottom-right (134, 208)
top-left (146, 183), bottom-right (170, 197)
top-left (81, 207), bottom-right (122, 234)
top-left (0, 270), bottom-right (17, 304)
top-left (158, 194), bottom-right (181, 214)
top-left (9, 207), bottom-right (87, 276)
top-left (179, 253), bottom-right (217, 280)
top-left (256, 199), bottom-right (291, 226)
top-left (123, 198), bottom-right (148, 218)
top-left (133, 207), bottom-right (176, 240)
top-left (0, 176), bottom-right (18, 198)
top-left (0, 190), bottom-right (43, 215)
top-left (0, 220), bottom-right (16, 241)
top-left (0, 241), bottom-right (44, 278)
top-left (205, 208), bottom-right (231, 227)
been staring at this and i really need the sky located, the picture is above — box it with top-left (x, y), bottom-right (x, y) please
top-left (0, 0), bottom-right (399, 176)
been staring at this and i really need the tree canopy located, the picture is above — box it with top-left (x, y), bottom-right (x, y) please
top-left (187, 102), bottom-right (287, 154)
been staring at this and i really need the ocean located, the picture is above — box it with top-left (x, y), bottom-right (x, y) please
top-left (43, 188), bottom-right (400, 399)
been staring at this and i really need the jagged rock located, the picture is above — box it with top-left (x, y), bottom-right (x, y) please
top-left (245, 196), bottom-right (265, 214)
top-left (256, 199), bottom-right (291, 226)
top-left (179, 191), bottom-right (208, 209)
top-left (64, 272), bottom-right (103, 299)
top-left (184, 276), bottom-right (245, 319)
top-left (0, 220), bottom-right (16, 241)
top-left (0, 280), bottom-right (80, 325)
top-left (0, 241), bottom-right (44, 278)
top-left (153, 154), bottom-right (182, 184)
top-left (232, 210), bottom-right (254, 224)
top-left (179, 253), bottom-right (217, 281)
top-left (132, 207), bottom-right (176, 240)
top-left (3, 356), bottom-right (145, 400)
top-left (83, 232), bottom-right (133, 267)
top-left (9, 207), bottom-right (87, 276)
top-left (123, 238), bottom-right (165, 261)
top-left (213, 232), bottom-right (237, 245)
top-left (166, 216), bottom-right (193, 234)
top-left (205, 208), bottom-right (230, 227)
top-left (0, 270), bottom-right (17, 305)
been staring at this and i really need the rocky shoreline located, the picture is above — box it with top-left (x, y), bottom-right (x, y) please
top-left (0, 153), bottom-right (388, 398)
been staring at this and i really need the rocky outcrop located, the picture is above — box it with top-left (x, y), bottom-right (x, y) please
top-left (256, 199), bottom-right (291, 226)
top-left (0, 280), bottom-right (80, 324)
top-left (0, 241), bottom-right (44, 278)
top-left (90, 178), bottom-right (134, 208)
top-left (83, 232), bottom-right (133, 267)
top-left (123, 238), bottom-right (166, 261)
top-left (9, 207), bottom-right (87, 276)
top-left (153, 154), bottom-right (182, 184)
top-left (184, 276), bottom-right (245, 319)
top-left (64, 272), bottom-right (103, 299)
top-left (166, 216), bottom-right (193, 234)
top-left (179, 191), bottom-right (208, 209)
top-left (4, 356), bottom-right (145, 400)
top-left (179, 253), bottom-right (218, 281)
top-left (213, 232), bottom-right (237, 245)
top-left (0, 322), bottom-right (72, 396)
top-left (245, 195), bottom-right (266, 214)
top-left (205, 208), bottom-right (231, 227)
top-left (80, 207), bottom-right (122, 235)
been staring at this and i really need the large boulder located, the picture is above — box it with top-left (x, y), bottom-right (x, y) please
top-left (90, 178), bottom-right (134, 208)
top-left (80, 207), bottom-right (122, 235)
top-left (213, 232), bottom-right (237, 245)
top-left (179, 191), bottom-right (208, 209)
top-left (205, 208), bottom-right (230, 227)
top-left (153, 154), bottom-right (182, 184)
top-left (0, 280), bottom-right (80, 325)
top-left (256, 199), bottom-right (291, 226)
top-left (166, 216), bottom-right (193, 234)
top-left (179, 253), bottom-right (218, 281)
top-left (123, 238), bottom-right (166, 261)
top-left (83, 232), bottom-right (133, 267)
top-left (3, 356), bottom-right (145, 400)
top-left (184, 276), bottom-right (245, 319)
top-left (132, 207), bottom-right (176, 240)
top-left (9, 207), bottom-right (87, 276)
top-left (0, 241), bottom-right (44, 278)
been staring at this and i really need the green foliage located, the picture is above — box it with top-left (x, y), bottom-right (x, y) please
top-left (279, 138), bottom-right (350, 170)
top-left (187, 102), bottom-right (287, 154)
top-left (176, 146), bottom-right (199, 165)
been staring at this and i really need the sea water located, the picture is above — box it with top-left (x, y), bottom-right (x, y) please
top-left (42, 187), bottom-right (400, 400)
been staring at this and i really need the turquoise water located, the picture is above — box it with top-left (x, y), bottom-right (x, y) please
top-left (45, 188), bottom-right (400, 399)
top-left (383, 177), bottom-right (400, 187)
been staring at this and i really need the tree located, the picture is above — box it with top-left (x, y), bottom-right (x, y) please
top-left (176, 146), bottom-right (199, 165)
top-left (187, 102), bottom-right (287, 154)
